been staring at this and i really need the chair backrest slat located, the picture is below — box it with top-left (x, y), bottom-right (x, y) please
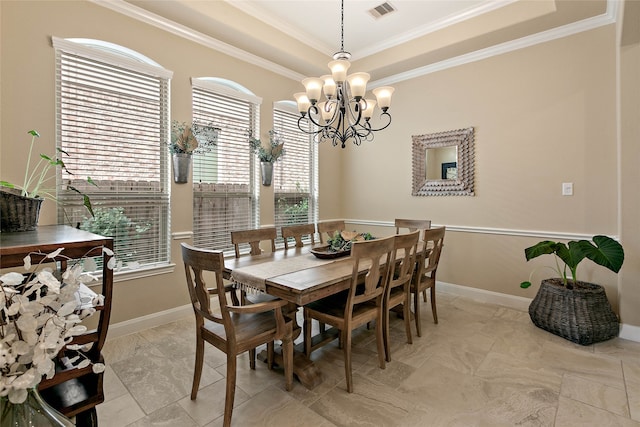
top-left (419, 227), bottom-right (446, 278)
top-left (395, 218), bottom-right (431, 240)
top-left (231, 227), bottom-right (277, 258)
top-left (281, 223), bottom-right (315, 249)
top-left (389, 230), bottom-right (420, 293)
top-left (181, 243), bottom-right (227, 327)
top-left (317, 220), bottom-right (346, 244)
top-left (348, 235), bottom-right (395, 307)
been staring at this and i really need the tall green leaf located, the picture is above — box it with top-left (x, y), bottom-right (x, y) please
top-left (577, 235), bottom-right (624, 273)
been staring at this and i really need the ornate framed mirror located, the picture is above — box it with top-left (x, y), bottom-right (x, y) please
top-left (412, 127), bottom-right (475, 196)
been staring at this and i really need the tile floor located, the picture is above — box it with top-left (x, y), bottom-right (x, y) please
top-left (98, 292), bottom-right (640, 426)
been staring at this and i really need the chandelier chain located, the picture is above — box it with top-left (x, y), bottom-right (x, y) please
top-left (340, 0), bottom-right (344, 52)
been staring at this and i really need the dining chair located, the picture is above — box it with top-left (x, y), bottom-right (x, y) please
top-left (395, 218), bottom-right (431, 303)
top-left (383, 230), bottom-right (420, 362)
top-left (314, 220), bottom-right (347, 335)
top-left (281, 223), bottom-right (315, 249)
top-left (303, 235), bottom-right (395, 393)
top-left (412, 226), bottom-right (446, 336)
top-left (317, 220), bottom-right (346, 244)
top-left (230, 227), bottom-right (279, 365)
top-left (231, 226), bottom-right (277, 258)
top-left (181, 243), bottom-right (294, 427)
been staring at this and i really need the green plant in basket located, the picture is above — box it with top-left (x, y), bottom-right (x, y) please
top-left (327, 230), bottom-right (375, 253)
top-left (0, 130), bottom-right (96, 216)
top-left (520, 235), bottom-right (624, 289)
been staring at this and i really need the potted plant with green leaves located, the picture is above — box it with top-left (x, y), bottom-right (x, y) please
top-left (520, 235), bottom-right (624, 345)
top-left (248, 130), bottom-right (284, 186)
top-left (170, 120), bottom-right (220, 184)
top-left (0, 130), bottom-right (95, 232)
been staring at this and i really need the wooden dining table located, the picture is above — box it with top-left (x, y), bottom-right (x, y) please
top-left (223, 246), bottom-right (357, 389)
top-left (222, 243), bottom-right (420, 389)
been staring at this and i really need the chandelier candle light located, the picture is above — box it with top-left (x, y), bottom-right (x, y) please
top-left (294, 0), bottom-right (394, 148)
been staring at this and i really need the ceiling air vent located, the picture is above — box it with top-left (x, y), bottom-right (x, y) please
top-left (368, 2), bottom-right (396, 19)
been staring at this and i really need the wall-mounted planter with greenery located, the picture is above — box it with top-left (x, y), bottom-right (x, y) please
top-left (169, 121), bottom-right (219, 184)
top-left (248, 129), bottom-right (284, 187)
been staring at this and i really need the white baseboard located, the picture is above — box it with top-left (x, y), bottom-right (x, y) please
top-left (106, 304), bottom-right (192, 340)
top-left (105, 283), bottom-right (640, 344)
top-left (438, 281), bottom-right (640, 344)
top-left (437, 281), bottom-right (532, 312)
top-left (619, 323), bottom-right (640, 343)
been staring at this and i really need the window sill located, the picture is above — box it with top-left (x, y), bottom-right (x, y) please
top-left (113, 263), bottom-right (176, 283)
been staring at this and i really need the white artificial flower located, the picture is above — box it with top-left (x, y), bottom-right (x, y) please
top-left (8, 387), bottom-right (28, 404)
top-left (1, 247), bottom-right (110, 403)
top-left (108, 257), bottom-right (117, 270)
top-left (23, 255), bottom-right (32, 270)
top-left (83, 257), bottom-right (97, 273)
top-left (46, 248), bottom-right (64, 259)
top-left (36, 271), bottom-right (61, 294)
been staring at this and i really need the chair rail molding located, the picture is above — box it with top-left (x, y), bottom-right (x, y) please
top-left (346, 219), bottom-right (608, 242)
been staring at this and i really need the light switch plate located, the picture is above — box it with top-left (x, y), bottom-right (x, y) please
top-left (562, 182), bottom-right (573, 196)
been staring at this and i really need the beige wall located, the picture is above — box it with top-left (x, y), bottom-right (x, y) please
top-left (340, 26), bottom-right (629, 313)
top-left (2, 1), bottom-right (638, 329)
top-left (0, 1), bottom-right (300, 323)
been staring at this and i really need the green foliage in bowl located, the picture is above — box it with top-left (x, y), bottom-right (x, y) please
top-left (327, 230), bottom-right (375, 253)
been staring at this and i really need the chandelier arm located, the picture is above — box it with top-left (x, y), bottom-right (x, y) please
top-left (365, 112), bottom-right (392, 132)
top-left (297, 116), bottom-right (325, 135)
top-left (344, 98), bottom-right (364, 128)
top-left (321, 99), bottom-right (341, 128)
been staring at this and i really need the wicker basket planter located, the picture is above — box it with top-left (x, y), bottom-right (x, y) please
top-left (528, 278), bottom-right (619, 345)
top-left (0, 187), bottom-right (43, 232)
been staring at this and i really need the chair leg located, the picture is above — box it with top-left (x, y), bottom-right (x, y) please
top-left (414, 290), bottom-right (422, 337)
top-left (422, 289), bottom-right (428, 302)
top-left (267, 342), bottom-right (274, 370)
top-left (431, 286), bottom-right (438, 324)
top-left (191, 335), bottom-right (204, 400)
top-left (383, 304), bottom-right (391, 363)
top-left (343, 328), bottom-right (353, 393)
top-left (376, 310), bottom-right (386, 370)
top-left (319, 321), bottom-right (326, 333)
top-left (403, 299), bottom-right (413, 345)
top-left (223, 353), bottom-right (237, 427)
top-left (249, 348), bottom-right (256, 370)
top-left (282, 323), bottom-right (294, 391)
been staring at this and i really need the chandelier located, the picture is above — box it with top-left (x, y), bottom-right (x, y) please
top-left (294, 0), bottom-right (394, 148)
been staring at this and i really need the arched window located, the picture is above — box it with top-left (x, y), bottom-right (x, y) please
top-left (273, 101), bottom-right (318, 238)
top-left (191, 77), bottom-right (261, 252)
top-left (53, 37), bottom-right (172, 269)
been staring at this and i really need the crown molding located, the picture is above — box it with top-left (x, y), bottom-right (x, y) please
top-left (91, 0), bottom-right (617, 89)
top-left (224, 0), bottom-right (336, 57)
top-left (355, 0), bottom-right (519, 60)
top-left (89, 0), bottom-right (306, 82)
top-left (373, 0), bottom-right (618, 87)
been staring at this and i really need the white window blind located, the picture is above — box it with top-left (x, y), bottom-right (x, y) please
top-left (54, 40), bottom-right (171, 269)
top-left (191, 80), bottom-right (259, 252)
top-left (273, 105), bottom-right (318, 239)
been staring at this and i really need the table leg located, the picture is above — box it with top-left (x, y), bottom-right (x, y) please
top-left (256, 304), bottom-right (326, 389)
